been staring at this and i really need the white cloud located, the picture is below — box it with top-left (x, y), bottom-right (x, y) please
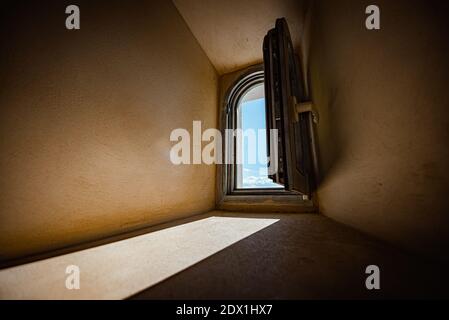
top-left (242, 175), bottom-right (281, 188)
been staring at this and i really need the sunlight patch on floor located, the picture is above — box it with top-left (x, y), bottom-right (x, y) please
top-left (0, 216), bottom-right (278, 299)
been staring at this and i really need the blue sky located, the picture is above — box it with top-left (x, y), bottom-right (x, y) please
top-left (240, 97), bottom-right (283, 189)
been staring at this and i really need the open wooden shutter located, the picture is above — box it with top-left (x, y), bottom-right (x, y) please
top-left (263, 18), bottom-right (311, 195)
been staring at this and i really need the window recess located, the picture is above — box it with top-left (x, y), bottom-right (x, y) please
top-left (218, 18), bottom-right (317, 209)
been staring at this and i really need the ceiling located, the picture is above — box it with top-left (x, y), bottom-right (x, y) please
top-left (173, 0), bottom-right (308, 75)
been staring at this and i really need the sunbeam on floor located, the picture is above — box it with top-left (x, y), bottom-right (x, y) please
top-left (0, 216), bottom-right (279, 300)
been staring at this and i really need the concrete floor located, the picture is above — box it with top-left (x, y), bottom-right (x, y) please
top-left (131, 211), bottom-right (449, 299)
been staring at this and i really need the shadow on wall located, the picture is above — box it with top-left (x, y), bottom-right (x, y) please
top-left (299, 0), bottom-right (346, 187)
top-left (306, 0), bottom-right (449, 262)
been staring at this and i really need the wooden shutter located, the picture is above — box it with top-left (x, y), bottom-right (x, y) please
top-left (263, 18), bottom-right (311, 195)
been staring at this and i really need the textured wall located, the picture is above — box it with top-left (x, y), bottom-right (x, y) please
top-left (309, 0), bottom-right (449, 260)
top-left (0, 0), bottom-right (217, 261)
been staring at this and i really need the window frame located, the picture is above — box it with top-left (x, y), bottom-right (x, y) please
top-left (216, 65), bottom-right (316, 212)
top-left (220, 65), bottom-right (301, 197)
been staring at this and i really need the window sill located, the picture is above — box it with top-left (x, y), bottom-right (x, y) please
top-left (217, 194), bottom-right (317, 213)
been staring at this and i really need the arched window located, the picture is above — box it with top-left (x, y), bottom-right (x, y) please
top-left (227, 69), bottom-right (283, 190)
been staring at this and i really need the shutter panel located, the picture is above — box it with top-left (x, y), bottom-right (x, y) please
top-left (263, 18), bottom-right (311, 195)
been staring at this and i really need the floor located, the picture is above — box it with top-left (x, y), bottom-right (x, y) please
top-left (0, 215), bottom-right (278, 299)
top-left (132, 211), bottom-right (449, 299)
top-left (1, 211), bottom-right (448, 299)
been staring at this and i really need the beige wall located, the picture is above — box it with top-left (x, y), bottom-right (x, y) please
top-left (309, 0), bottom-right (449, 260)
top-left (0, 0), bottom-right (218, 261)
top-left (174, 0), bottom-right (308, 75)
